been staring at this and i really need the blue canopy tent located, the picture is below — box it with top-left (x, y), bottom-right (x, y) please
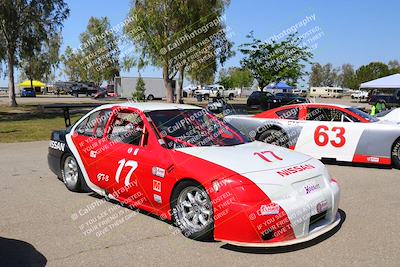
top-left (265, 82), bottom-right (293, 93)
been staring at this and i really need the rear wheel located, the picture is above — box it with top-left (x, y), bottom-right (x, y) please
top-left (171, 181), bottom-right (214, 241)
top-left (258, 129), bottom-right (289, 148)
top-left (61, 154), bottom-right (85, 192)
top-left (147, 94), bottom-right (155, 101)
top-left (392, 138), bottom-right (400, 169)
top-left (228, 93), bottom-right (234, 100)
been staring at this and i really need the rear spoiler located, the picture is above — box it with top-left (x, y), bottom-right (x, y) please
top-left (43, 103), bottom-right (103, 127)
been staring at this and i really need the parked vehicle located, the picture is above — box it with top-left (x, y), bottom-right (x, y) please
top-left (48, 102), bottom-right (340, 246)
top-left (70, 82), bottom-right (98, 97)
top-left (194, 85), bottom-right (237, 100)
top-left (369, 89), bottom-right (400, 108)
top-left (114, 77), bottom-right (174, 100)
top-left (225, 103), bottom-right (400, 169)
top-left (20, 87), bottom-right (36, 97)
top-left (309, 87), bottom-right (344, 98)
top-left (246, 91), bottom-right (309, 110)
top-left (275, 92), bottom-right (309, 105)
top-left (351, 91), bottom-right (369, 100)
top-left (92, 87), bottom-right (116, 99)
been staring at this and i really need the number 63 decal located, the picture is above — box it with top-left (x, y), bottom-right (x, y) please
top-left (115, 159), bottom-right (138, 187)
top-left (314, 125), bottom-right (346, 148)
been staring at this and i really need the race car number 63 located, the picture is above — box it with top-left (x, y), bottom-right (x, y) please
top-left (314, 125), bottom-right (346, 148)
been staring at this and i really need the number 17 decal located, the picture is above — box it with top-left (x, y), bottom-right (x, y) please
top-left (254, 151), bottom-right (283, 163)
top-left (115, 159), bottom-right (138, 187)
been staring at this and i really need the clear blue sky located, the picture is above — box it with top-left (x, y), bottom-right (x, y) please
top-left (2, 0), bottom-right (400, 87)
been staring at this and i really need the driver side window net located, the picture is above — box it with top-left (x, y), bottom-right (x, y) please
top-left (108, 111), bottom-right (144, 146)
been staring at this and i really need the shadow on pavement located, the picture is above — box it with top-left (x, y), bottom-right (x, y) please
top-left (0, 237), bottom-right (47, 267)
top-left (220, 209), bottom-right (346, 254)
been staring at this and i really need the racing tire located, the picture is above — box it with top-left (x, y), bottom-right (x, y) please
top-left (228, 94), bottom-right (234, 100)
top-left (61, 154), bottom-right (87, 192)
top-left (258, 129), bottom-right (289, 148)
top-left (391, 138), bottom-right (400, 169)
top-left (147, 94), bottom-right (155, 101)
top-left (171, 181), bottom-right (214, 241)
top-left (204, 94), bottom-right (209, 101)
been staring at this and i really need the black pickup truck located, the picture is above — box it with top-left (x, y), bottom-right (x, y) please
top-left (369, 89), bottom-right (400, 108)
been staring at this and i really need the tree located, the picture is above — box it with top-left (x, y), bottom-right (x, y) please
top-left (124, 0), bottom-right (232, 102)
top-left (321, 63), bottom-right (340, 87)
top-left (79, 17), bottom-right (121, 85)
top-left (19, 33), bottom-right (62, 87)
top-left (188, 62), bottom-right (216, 86)
top-left (355, 62), bottom-right (390, 86)
top-left (219, 67), bottom-right (253, 89)
top-left (309, 63), bottom-right (340, 87)
top-left (0, 0), bottom-right (69, 106)
top-left (170, 0), bottom-right (233, 102)
top-left (388, 60), bottom-right (400, 74)
top-left (240, 32), bottom-right (312, 90)
top-left (62, 46), bottom-right (84, 81)
top-left (309, 63), bottom-right (323, 87)
top-left (132, 75), bottom-right (146, 101)
top-left (340, 64), bottom-right (358, 89)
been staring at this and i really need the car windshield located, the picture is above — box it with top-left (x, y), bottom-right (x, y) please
top-left (147, 109), bottom-right (248, 149)
top-left (346, 107), bottom-right (379, 122)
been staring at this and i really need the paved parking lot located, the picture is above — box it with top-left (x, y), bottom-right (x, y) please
top-left (0, 141), bottom-right (398, 266)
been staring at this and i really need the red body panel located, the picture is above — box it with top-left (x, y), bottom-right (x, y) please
top-left (69, 105), bottom-right (297, 244)
top-left (254, 103), bottom-right (370, 123)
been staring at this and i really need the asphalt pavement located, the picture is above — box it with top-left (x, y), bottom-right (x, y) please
top-left (0, 141), bottom-right (398, 266)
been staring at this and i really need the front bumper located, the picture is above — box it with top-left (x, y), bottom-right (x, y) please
top-left (219, 212), bottom-right (341, 247)
top-left (212, 178), bottom-right (340, 246)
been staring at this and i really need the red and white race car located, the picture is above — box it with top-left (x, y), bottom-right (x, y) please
top-left (48, 102), bottom-right (340, 247)
top-left (225, 103), bottom-right (400, 168)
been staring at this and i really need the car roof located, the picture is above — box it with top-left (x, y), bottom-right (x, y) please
top-left (282, 103), bottom-right (350, 109)
top-left (97, 102), bottom-right (203, 112)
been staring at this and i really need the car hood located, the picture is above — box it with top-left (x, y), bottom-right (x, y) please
top-left (375, 119), bottom-right (400, 126)
top-left (176, 141), bottom-right (315, 175)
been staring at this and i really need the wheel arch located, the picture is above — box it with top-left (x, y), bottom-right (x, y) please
top-left (169, 177), bottom-right (206, 211)
top-left (254, 124), bottom-right (287, 141)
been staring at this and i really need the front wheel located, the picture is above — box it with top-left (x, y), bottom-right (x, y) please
top-left (171, 181), bottom-right (214, 241)
top-left (392, 139), bottom-right (400, 169)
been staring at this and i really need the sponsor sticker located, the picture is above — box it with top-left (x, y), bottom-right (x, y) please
top-left (258, 203), bottom-right (280, 216)
top-left (304, 183), bottom-right (321, 194)
top-left (153, 180), bottom-right (162, 192)
top-left (152, 167), bottom-right (166, 178)
top-left (96, 173), bottom-right (109, 182)
top-left (367, 157), bottom-right (379, 163)
top-left (154, 194), bottom-right (162, 204)
top-left (49, 140), bottom-right (65, 152)
top-left (276, 164), bottom-right (315, 177)
top-left (90, 150), bottom-right (97, 158)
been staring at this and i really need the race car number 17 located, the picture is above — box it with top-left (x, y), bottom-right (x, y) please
top-left (314, 126), bottom-right (346, 148)
top-left (115, 159), bottom-right (138, 187)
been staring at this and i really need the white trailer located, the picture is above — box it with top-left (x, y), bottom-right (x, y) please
top-left (114, 77), bottom-right (175, 100)
top-left (309, 87), bottom-right (344, 98)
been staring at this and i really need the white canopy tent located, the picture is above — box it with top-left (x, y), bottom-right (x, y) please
top-left (360, 74), bottom-right (400, 89)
